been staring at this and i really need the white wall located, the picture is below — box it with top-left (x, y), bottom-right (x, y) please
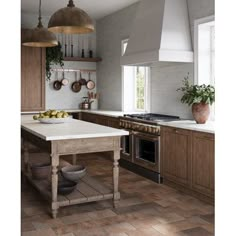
top-left (150, 63), bottom-right (193, 118)
top-left (46, 61), bottom-right (97, 110)
top-left (97, 0), bottom-right (214, 119)
top-left (96, 3), bottom-right (138, 111)
top-left (187, 0), bottom-right (215, 43)
top-left (21, 13), bottom-right (98, 110)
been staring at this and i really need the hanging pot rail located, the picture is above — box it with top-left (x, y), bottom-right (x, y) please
top-left (50, 68), bottom-right (96, 73)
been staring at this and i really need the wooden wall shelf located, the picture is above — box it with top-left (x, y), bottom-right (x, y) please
top-left (64, 57), bottom-right (102, 62)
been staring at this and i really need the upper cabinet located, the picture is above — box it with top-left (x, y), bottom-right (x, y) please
top-left (21, 29), bottom-right (45, 112)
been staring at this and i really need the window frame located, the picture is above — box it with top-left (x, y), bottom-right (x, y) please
top-left (194, 15), bottom-right (215, 85)
top-left (121, 38), bottom-right (150, 112)
top-left (194, 15), bottom-right (215, 121)
top-left (134, 67), bottom-right (150, 111)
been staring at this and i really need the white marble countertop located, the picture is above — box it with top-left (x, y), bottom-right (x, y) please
top-left (21, 115), bottom-right (129, 141)
top-left (158, 120), bottom-right (215, 134)
top-left (21, 110), bottom-right (145, 118)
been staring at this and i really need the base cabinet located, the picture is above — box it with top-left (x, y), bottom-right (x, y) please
top-left (80, 112), bottom-right (120, 128)
top-left (161, 126), bottom-right (214, 203)
top-left (162, 127), bottom-right (192, 187)
top-left (192, 131), bottom-right (214, 198)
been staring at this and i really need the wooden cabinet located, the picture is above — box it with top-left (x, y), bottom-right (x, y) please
top-left (192, 131), bottom-right (214, 198)
top-left (161, 126), bottom-right (214, 203)
top-left (80, 112), bottom-right (120, 128)
top-left (21, 29), bottom-right (45, 111)
top-left (161, 127), bottom-right (192, 187)
top-left (80, 112), bottom-right (97, 123)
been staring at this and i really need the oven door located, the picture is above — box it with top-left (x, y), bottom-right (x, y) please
top-left (120, 130), bottom-right (133, 162)
top-left (133, 132), bottom-right (160, 172)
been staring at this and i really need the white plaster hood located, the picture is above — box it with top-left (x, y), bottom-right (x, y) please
top-left (121, 0), bottom-right (193, 66)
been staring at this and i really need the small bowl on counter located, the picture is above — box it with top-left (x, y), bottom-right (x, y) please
top-left (61, 165), bottom-right (86, 182)
top-left (58, 179), bottom-right (77, 195)
top-left (30, 162), bottom-right (51, 180)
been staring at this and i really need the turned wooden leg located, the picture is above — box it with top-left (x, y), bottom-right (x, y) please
top-left (72, 154), bottom-right (77, 165)
top-left (51, 148), bottom-right (59, 219)
top-left (113, 150), bottom-right (120, 208)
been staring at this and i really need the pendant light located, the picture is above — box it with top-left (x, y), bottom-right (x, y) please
top-left (22, 0), bottom-right (58, 47)
top-left (48, 0), bottom-right (94, 34)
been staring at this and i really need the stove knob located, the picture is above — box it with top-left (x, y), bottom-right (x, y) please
top-left (144, 126), bottom-right (148, 132)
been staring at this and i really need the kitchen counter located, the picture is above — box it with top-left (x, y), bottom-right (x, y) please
top-left (21, 110), bottom-right (145, 118)
top-left (21, 115), bottom-right (128, 141)
top-left (21, 115), bottom-right (127, 219)
top-left (159, 120), bottom-right (215, 134)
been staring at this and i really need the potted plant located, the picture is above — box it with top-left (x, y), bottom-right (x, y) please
top-left (46, 42), bottom-right (64, 80)
top-left (177, 73), bottom-right (215, 124)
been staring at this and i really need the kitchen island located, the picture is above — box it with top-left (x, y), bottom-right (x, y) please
top-left (21, 115), bottom-right (128, 218)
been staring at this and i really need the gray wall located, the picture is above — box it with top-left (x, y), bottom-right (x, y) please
top-left (97, 0), bottom-right (214, 119)
top-left (187, 0), bottom-right (215, 42)
top-left (96, 3), bottom-right (138, 111)
top-left (22, 13), bottom-right (97, 110)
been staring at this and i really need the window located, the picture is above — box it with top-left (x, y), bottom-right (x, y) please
top-left (121, 39), bottom-right (150, 112)
top-left (194, 16), bottom-right (215, 120)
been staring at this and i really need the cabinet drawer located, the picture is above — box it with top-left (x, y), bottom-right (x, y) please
top-left (161, 126), bottom-right (192, 135)
top-left (192, 131), bottom-right (214, 140)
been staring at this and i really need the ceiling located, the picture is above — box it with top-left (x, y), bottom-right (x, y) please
top-left (21, 0), bottom-right (140, 20)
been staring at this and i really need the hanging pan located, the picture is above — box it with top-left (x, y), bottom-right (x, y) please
top-left (53, 71), bottom-right (62, 91)
top-left (78, 71), bottom-right (87, 86)
top-left (86, 72), bottom-right (95, 90)
top-left (71, 72), bottom-right (81, 93)
top-left (61, 70), bottom-right (69, 86)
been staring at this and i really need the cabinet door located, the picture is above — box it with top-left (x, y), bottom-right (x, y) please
top-left (81, 113), bottom-right (97, 123)
top-left (96, 116), bottom-right (108, 126)
top-left (108, 118), bottom-right (120, 128)
top-left (161, 127), bottom-right (192, 187)
top-left (21, 29), bottom-right (45, 111)
top-left (192, 131), bottom-right (214, 197)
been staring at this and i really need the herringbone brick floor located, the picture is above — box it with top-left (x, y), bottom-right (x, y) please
top-left (21, 153), bottom-right (214, 236)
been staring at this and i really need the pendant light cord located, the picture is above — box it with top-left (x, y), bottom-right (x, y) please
top-left (37, 0), bottom-right (43, 28)
top-left (67, 0), bottom-right (75, 7)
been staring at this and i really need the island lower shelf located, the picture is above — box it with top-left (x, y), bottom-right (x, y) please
top-left (25, 173), bottom-right (114, 207)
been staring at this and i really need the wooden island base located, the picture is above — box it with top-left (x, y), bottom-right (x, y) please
top-left (22, 131), bottom-right (121, 218)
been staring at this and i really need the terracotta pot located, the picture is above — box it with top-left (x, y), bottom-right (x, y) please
top-left (192, 102), bottom-right (210, 124)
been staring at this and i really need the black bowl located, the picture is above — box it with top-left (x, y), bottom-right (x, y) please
top-left (58, 179), bottom-right (77, 195)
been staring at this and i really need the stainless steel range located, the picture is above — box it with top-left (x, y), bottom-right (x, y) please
top-left (119, 113), bottom-right (180, 183)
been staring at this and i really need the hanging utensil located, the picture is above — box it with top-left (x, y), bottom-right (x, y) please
top-left (64, 35), bottom-right (67, 57)
top-left (53, 71), bottom-right (62, 90)
top-left (86, 72), bottom-right (95, 90)
top-left (61, 70), bottom-right (69, 86)
top-left (71, 72), bottom-right (81, 93)
top-left (78, 71), bottom-right (87, 86)
top-left (71, 35), bottom-right (73, 57)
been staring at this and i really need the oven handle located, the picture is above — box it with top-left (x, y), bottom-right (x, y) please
top-left (133, 131), bottom-right (160, 141)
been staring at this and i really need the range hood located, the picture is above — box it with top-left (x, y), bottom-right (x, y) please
top-left (121, 0), bottom-right (193, 66)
